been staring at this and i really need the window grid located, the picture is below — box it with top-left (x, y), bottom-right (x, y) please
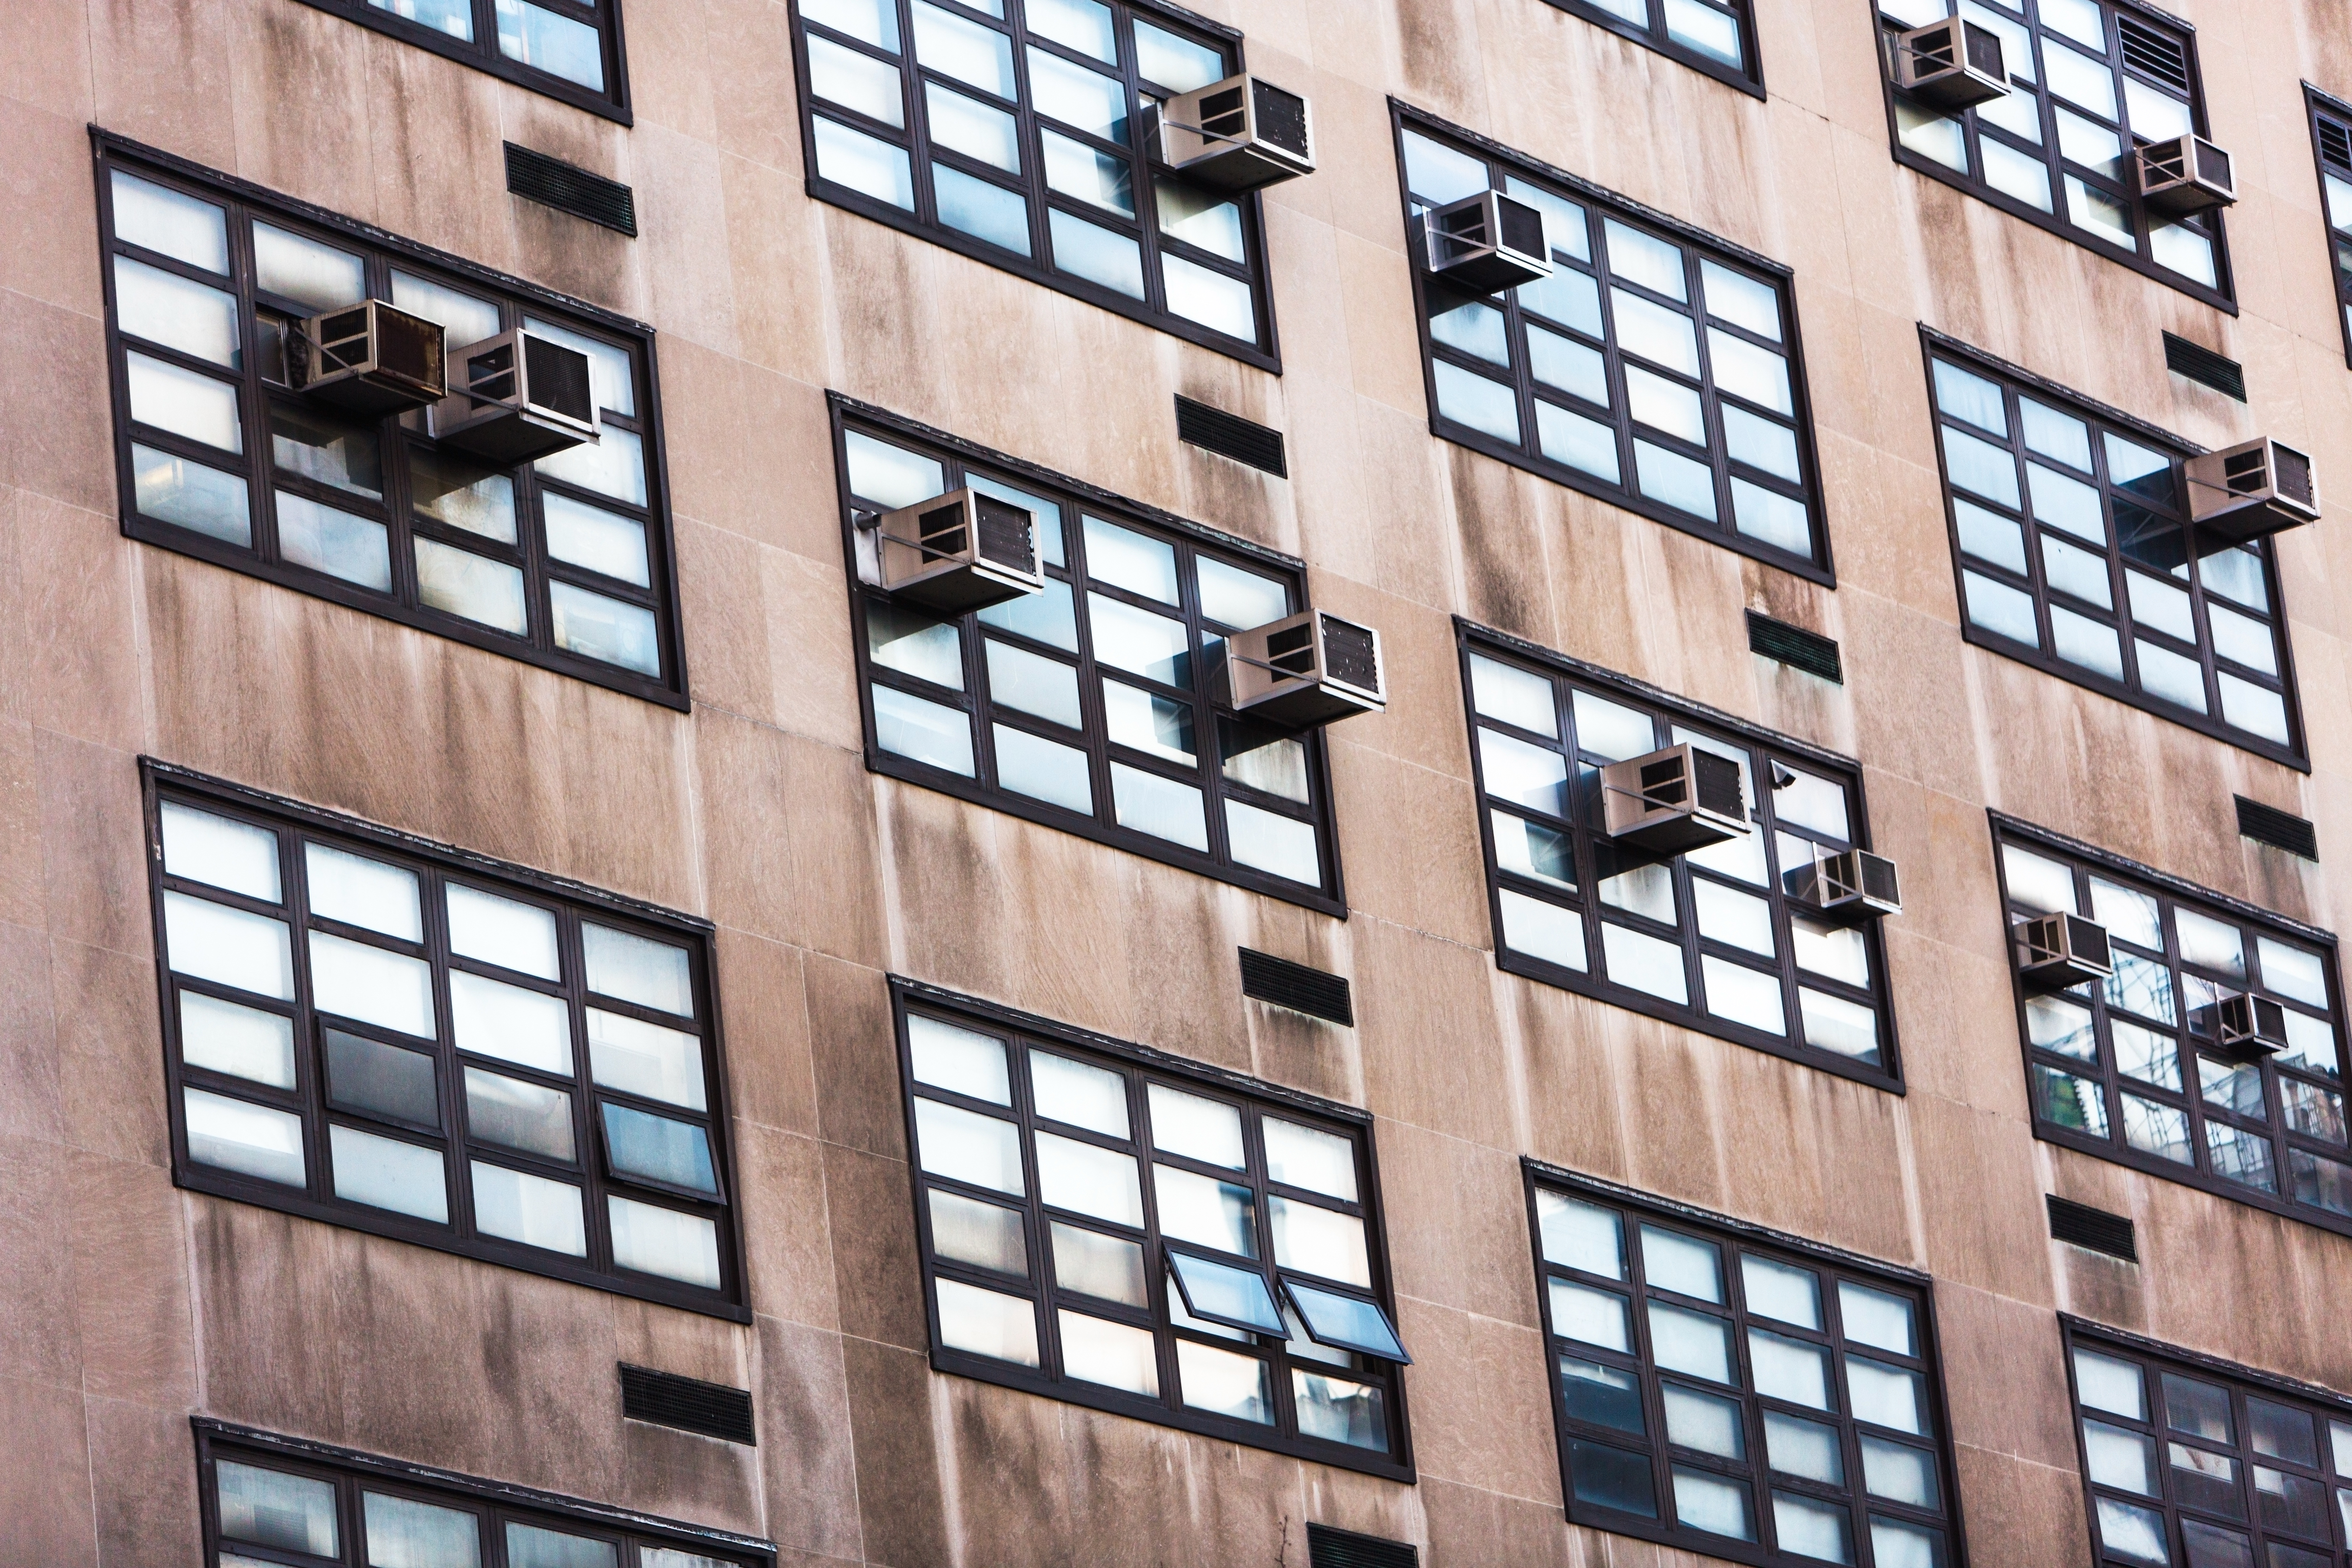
top-left (1530, 1167), bottom-right (1964, 1568)
top-left (1535, 0), bottom-right (1764, 95)
top-left (146, 767), bottom-right (743, 1319)
top-left (2305, 89), bottom-right (2352, 370)
top-left (790, 0), bottom-right (1276, 364)
top-left (287, 0), bottom-right (630, 120)
top-left (1997, 817), bottom-right (2352, 1240)
top-left (96, 138), bottom-right (685, 708)
top-left (1460, 629), bottom-right (1900, 1090)
top-left (897, 988), bottom-right (1413, 1479)
top-left (1395, 111), bottom-right (1830, 581)
top-left (2064, 1321), bottom-right (2352, 1568)
top-left (1926, 338), bottom-right (2300, 764)
top-left (197, 1423), bottom-right (772, 1568)
top-left (1873, 0), bottom-right (2230, 306)
top-left (836, 402), bottom-right (1341, 912)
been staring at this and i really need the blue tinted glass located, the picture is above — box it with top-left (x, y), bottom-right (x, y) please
top-left (600, 1103), bottom-right (718, 1195)
top-left (1169, 1250), bottom-right (1286, 1333)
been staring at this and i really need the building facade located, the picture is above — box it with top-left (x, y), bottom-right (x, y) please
top-left (3, 0), bottom-right (2350, 1560)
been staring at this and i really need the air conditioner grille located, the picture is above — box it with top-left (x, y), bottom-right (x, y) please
top-left (974, 496), bottom-right (1034, 573)
top-left (918, 501), bottom-right (970, 557)
top-left (1239, 948), bottom-right (1352, 1025)
top-left (1320, 616), bottom-right (1380, 692)
top-left (2195, 139), bottom-right (2232, 186)
top-left (524, 334), bottom-right (595, 422)
top-left (1860, 853), bottom-right (1899, 903)
top-left (378, 313), bottom-right (440, 384)
top-left (1306, 1523), bottom-right (1417, 1568)
top-left (1963, 19), bottom-right (2004, 75)
top-left (1745, 611), bottom-right (1842, 683)
top-left (2162, 332), bottom-right (2245, 402)
top-left (1175, 396), bottom-right (1287, 476)
top-left (1251, 79), bottom-right (1311, 157)
top-left (1911, 17), bottom-right (1960, 69)
top-left (1198, 85), bottom-right (1247, 140)
top-left (505, 142), bottom-right (639, 236)
top-left (2118, 17), bottom-right (2189, 91)
top-left (2236, 796), bottom-right (2318, 859)
top-left (1639, 755), bottom-right (1690, 804)
top-left (2066, 914), bottom-right (2112, 971)
top-left (2273, 444), bottom-right (2314, 504)
top-left (618, 1364), bottom-right (757, 1445)
top-left (1693, 750), bottom-right (1746, 820)
top-left (2047, 1194), bottom-right (2137, 1261)
top-left (1496, 195), bottom-right (1547, 259)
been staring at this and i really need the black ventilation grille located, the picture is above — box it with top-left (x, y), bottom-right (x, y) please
top-left (505, 142), bottom-right (639, 237)
top-left (2237, 796), bottom-right (2318, 860)
top-left (2117, 18), bottom-right (2189, 92)
top-left (2163, 333), bottom-right (2245, 402)
top-left (1319, 615), bottom-right (1381, 693)
top-left (1308, 1523), bottom-right (1417, 1568)
top-left (524, 333), bottom-right (595, 422)
top-left (1250, 79), bottom-right (1311, 158)
top-left (2321, 115), bottom-right (2352, 174)
top-left (1176, 395), bottom-right (1287, 476)
top-left (619, 1364), bottom-right (756, 1444)
top-left (2047, 1194), bottom-right (2137, 1262)
top-left (1746, 611), bottom-right (1843, 683)
top-left (1239, 949), bottom-right (1353, 1026)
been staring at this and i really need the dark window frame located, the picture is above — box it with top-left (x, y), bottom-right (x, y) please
top-left (1457, 620), bottom-right (1905, 1093)
top-left (786, 0), bottom-right (1281, 371)
top-left (1534, 0), bottom-right (1769, 98)
top-left (1526, 1162), bottom-right (1972, 1568)
top-left (286, 0), bottom-right (633, 123)
top-left (144, 760), bottom-right (749, 1323)
top-left (1922, 329), bottom-right (2305, 770)
top-left (1872, 0), bottom-right (2235, 312)
top-left (832, 392), bottom-right (1346, 916)
top-left (2060, 1315), bottom-right (2352, 1567)
top-left (2302, 83), bottom-right (2352, 369)
top-left (892, 977), bottom-right (1415, 1481)
top-left (92, 131), bottom-right (690, 711)
top-left (1390, 104), bottom-right (1837, 586)
top-left (193, 1419), bottom-right (775, 1566)
top-left (1994, 811), bottom-right (2352, 1242)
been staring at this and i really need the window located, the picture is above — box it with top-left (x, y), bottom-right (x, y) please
top-left (1997, 816), bottom-right (2352, 1238)
top-left (1460, 627), bottom-right (1899, 1088)
top-left (1395, 112), bottom-right (1829, 581)
top-left (1536, 0), bottom-right (1764, 95)
top-left (791, 0), bottom-right (1275, 364)
top-left (2304, 89), bottom-right (2352, 368)
top-left (1926, 337), bottom-right (2300, 763)
top-left (97, 136), bottom-right (685, 707)
top-left (836, 399), bottom-right (1340, 910)
top-left (896, 985), bottom-right (1413, 1477)
top-left (2063, 1319), bottom-right (2352, 1568)
top-left (1874, 0), bottom-right (2229, 305)
top-left (287, 0), bottom-right (630, 119)
top-left (1530, 1167), bottom-right (1963, 1568)
top-left (196, 1421), bottom-right (772, 1567)
top-left (146, 765), bottom-right (742, 1318)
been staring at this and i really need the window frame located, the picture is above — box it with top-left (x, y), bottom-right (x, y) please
top-left (285, 0), bottom-right (633, 122)
top-left (832, 392), bottom-right (1346, 916)
top-left (786, 0), bottom-right (1281, 370)
top-left (1525, 1162), bottom-right (1972, 1568)
top-left (1390, 104), bottom-right (1836, 586)
top-left (194, 1419), bottom-right (775, 1567)
top-left (92, 131), bottom-right (690, 711)
top-left (1921, 330), bottom-right (2305, 770)
top-left (143, 760), bottom-right (748, 1323)
top-left (892, 978), bottom-right (1416, 1481)
top-left (2060, 1316), bottom-right (2352, 1568)
top-left (1458, 620), bottom-right (1905, 1092)
top-left (1994, 811), bottom-right (2352, 1242)
top-left (1534, 0), bottom-right (1768, 97)
top-left (2302, 83), bottom-right (2352, 370)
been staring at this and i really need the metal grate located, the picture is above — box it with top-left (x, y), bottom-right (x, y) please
top-left (2117, 18), bottom-right (2190, 91)
top-left (1307, 1524), bottom-right (1417, 1568)
top-left (505, 142), bottom-right (639, 237)
top-left (1175, 395), bottom-right (1287, 476)
top-left (2163, 333), bottom-right (2245, 402)
top-left (2322, 115), bottom-right (2352, 174)
top-left (1745, 610), bottom-right (1843, 683)
top-left (1319, 615), bottom-right (1381, 693)
top-left (1239, 949), bottom-right (1353, 1026)
top-left (2237, 796), bottom-right (2318, 860)
top-left (618, 1364), bottom-right (757, 1445)
top-left (2047, 1194), bottom-right (2137, 1262)
top-left (524, 332), bottom-right (595, 421)
top-left (1251, 79), bottom-right (1311, 159)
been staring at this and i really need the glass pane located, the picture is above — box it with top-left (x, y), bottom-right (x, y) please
top-left (217, 1460), bottom-right (338, 1553)
top-left (310, 930), bottom-right (435, 1037)
top-left (1048, 209), bottom-right (1144, 297)
top-left (1174, 1339), bottom-right (1270, 1423)
top-left (165, 891), bottom-right (295, 1000)
top-left (1700, 260), bottom-right (1780, 338)
top-left (1225, 799), bottom-right (1318, 885)
top-left (504, 1524), bottom-right (617, 1568)
top-left (491, 0), bottom-right (606, 88)
top-left (2094, 1497), bottom-right (2170, 1565)
top-left (1149, 1084), bottom-right (1244, 1167)
top-left (1264, 1118), bottom-right (1356, 1200)
top-left (464, 1066), bottom-right (574, 1160)
top-left (1602, 923), bottom-right (1689, 1004)
top-left (131, 444), bottom-right (251, 544)
top-left (1642, 1226), bottom-right (1723, 1302)
top-left (1502, 889), bottom-right (1588, 970)
top-left (1059, 1309), bottom-right (1159, 1395)
top-left (1102, 681), bottom-right (1194, 764)
top-left (1703, 957), bottom-right (1785, 1034)
top-left (186, 1086), bottom-right (306, 1185)
top-left (813, 116), bottom-right (915, 209)
top-left (1838, 1281), bottom-right (1916, 1354)
top-left (1433, 361), bottom-right (1522, 442)
top-left (990, 723), bottom-right (1092, 813)
top-left (1664, 1382), bottom-right (1746, 1457)
top-left (128, 351), bottom-right (242, 453)
top-left (1847, 1355), bottom-right (1924, 1433)
top-left (1605, 220), bottom-right (1688, 300)
top-left (324, 1027), bottom-right (438, 1129)
top-left (1293, 1368), bottom-right (1389, 1451)
top-left (1036, 1130), bottom-right (1142, 1226)
top-left (1539, 1191), bottom-right (1624, 1275)
top-left (1109, 763), bottom-right (1206, 851)
top-left (446, 971), bottom-right (568, 1075)
top-left (162, 802), bottom-right (282, 902)
top-left (181, 992), bottom-right (297, 1089)
top-left (1028, 46), bottom-right (1126, 140)
top-left (1432, 299), bottom-right (1511, 365)
top-left (1634, 440), bottom-right (1718, 520)
top-left (1673, 1467), bottom-right (1755, 1540)
top-left (1269, 1195), bottom-right (1369, 1286)
top-left (1741, 1254), bottom-right (1821, 1328)
top-left (2077, 1349), bottom-right (2148, 1418)
top-left (1155, 1163), bottom-right (1255, 1255)
top-left (115, 255), bottom-right (239, 368)
top-left (2085, 1417), bottom-right (2158, 1495)
top-left (1041, 128), bottom-right (1134, 216)
top-left (436, 886), bottom-right (556, 983)
top-left (933, 163), bottom-right (1032, 255)
top-left (927, 82), bottom-right (1021, 172)
top-left (330, 1123), bottom-right (448, 1222)
top-left (608, 1195), bottom-right (721, 1287)
top-left (470, 1160), bottom-right (587, 1254)
top-left (252, 222), bottom-right (365, 310)
top-left (808, 32), bottom-right (904, 125)
top-left (1650, 1302), bottom-right (1733, 1382)
top-left (1767, 1411), bottom-right (1845, 1484)
top-left (411, 539), bottom-right (524, 634)
top-left (1862, 1434), bottom-right (1939, 1507)
top-left (112, 170), bottom-right (229, 272)
top-left (1401, 129), bottom-right (1490, 204)
top-left (390, 270), bottom-right (500, 348)
top-left (583, 1010), bottom-right (704, 1113)
top-left (601, 1103), bottom-right (717, 1193)
top-left (913, 1098), bottom-right (1024, 1195)
top-left (1570, 1439), bottom-right (1659, 1516)
top-left (1288, 1279), bottom-right (1405, 1359)
top-left (909, 1015), bottom-right (1011, 1104)
top-left (277, 493), bottom-right (391, 593)
top-left (364, 1491), bottom-right (481, 1568)
top-left (1709, 329), bottom-right (1792, 415)
top-left (1561, 1354), bottom-right (1646, 1433)
top-left (929, 1187), bottom-right (1027, 1276)
top-left (1132, 17), bottom-right (1223, 89)
top-left (1025, 1052), bottom-right (1123, 1138)
top-left (1773, 1491), bottom-right (1853, 1563)
top-left (1471, 663), bottom-right (1555, 737)
top-left (1169, 1250), bottom-right (1284, 1332)
top-left (805, 0), bottom-right (899, 48)
top-left (304, 844), bottom-right (420, 941)
top-left (1051, 1220), bottom-right (1146, 1304)
top-left (1724, 406), bottom-right (1800, 481)
top-left (1751, 1327), bottom-right (1830, 1408)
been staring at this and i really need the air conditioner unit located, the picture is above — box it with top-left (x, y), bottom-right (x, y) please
top-left (2018, 912), bottom-right (2112, 992)
top-left (858, 489), bottom-right (1044, 614)
top-left (1891, 17), bottom-right (2010, 108)
top-left (2185, 438), bottom-right (2320, 545)
top-left (1225, 610), bottom-right (1384, 730)
top-left (1423, 190), bottom-right (1552, 294)
top-left (2194, 993), bottom-right (2289, 1060)
top-left (2136, 134), bottom-right (2236, 216)
top-left (1599, 744), bottom-right (1750, 855)
top-left (1151, 74), bottom-right (1314, 191)
top-left (428, 329), bottom-right (599, 464)
top-left (292, 300), bottom-right (446, 415)
top-left (1793, 848), bottom-right (1903, 922)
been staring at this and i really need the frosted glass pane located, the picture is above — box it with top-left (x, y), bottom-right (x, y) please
top-left (445, 884), bottom-right (559, 980)
top-left (304, 843), bottom-right (421, 940)
top-left (162, 802), bottom-right (281, 901)
top-left (186, 1088), bottom-right (307, 1186)
top-left (164, 892), bottom-right (294, 999)
top-left (909, 1014), bottom-right (1011, 1104)
top-left (452, 970), bottom-right (572, 1073)
top-left (609, 1195), bottom-right (721, 1287)
top-left (470, 1161), bottom-right (586, 1254)
top-left (583, 924), bottom-right (693, 1017)
top-left (1149, 1084), bottom-right (1244, 1167)
top-left (112, 170), bottom-right (228, 272)
top-left (180, 992), bottom-right (297, 1088)
top-left (330, 1124), bottom-right (448, 1222)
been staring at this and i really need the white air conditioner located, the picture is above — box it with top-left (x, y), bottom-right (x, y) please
top-left (1423, 190), bottom-right (1552, 294)
top-left (1599, 743), bottom-right (1750, 855)
top-left (1793, 848), bottom-right (1903, 922)
top-left (2136, 134), bottom-right (2236, 217)
top-left (428, 329), bottom-right (599, 464)
top-left (2186, 438), bottom-right (2320, 545)
top-left (1151, 74), bottom-right (1314, 191)
top-left (293, 300), bottom-right (446, 416)
top-left (2196, 993), bottom-right (2289, 1060)
top-left (2018, 912), bottom-right (2112, 992)
top-left (1225, 610), bottom-right (1384, 730)
top-left (1891, 17), bottom-right (2010, 108)
top-left (857, 489), bottom-right (1044, 615)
